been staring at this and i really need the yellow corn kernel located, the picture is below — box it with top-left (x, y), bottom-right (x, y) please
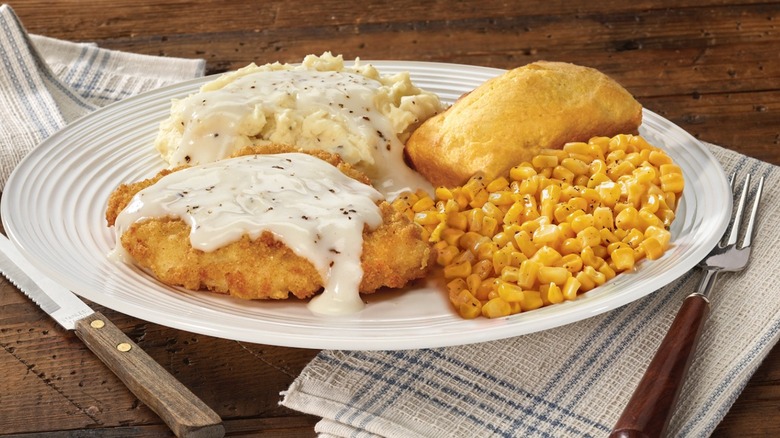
top-left (444, 260), bottom-right (472, 279)
top-left (611, 247), bottom-right (636, 271)
top-left (415, 209), bottom-right (443, 226)
top-left (412, 196), bottom-right (435, 213)
top-left (517, 259), bottom-right (539, 289)
top-left (501, 265), bottom-right (521, 283)
top-left (581, 246), bottom-right (604, 269)
top-left (570, 214), bottom-right (595, 234)
top-left (458, 299), bottom-right (482, 319)
top-left (596, 181), bottom-right (622, 207)
top-left (441, 228), bottom-right (465, 247)
top-left (436, 245), bottom-right (460, 266)
top-left (532, 154), bottom-right (559, 169)
top-left (469, 189), bottom-right (489, 208)
top-left (447, 277), bottom-right (468, 296)
top-left (553, 165), bottom-right (576, 184)
top-left (531, 246), bottom-right (563, 266)
top-left (560, 237), bottom-right (583, 255)
top-left (538, 266), bottom-right (571, 285)
top-left (641, 237), bottom-right (665, 260)
top-left (645, 226), bottom-right (671, 248)
top-left (486, 176), bottom-right (510, 192)
top-left (660, 163), bottom-right (683, 176)
top-left (541, 282), bottom-right (564, 305)
top-left (557, 253), bottom-right (584, 273)
top-left (497, 281), bottom-right (525, 302)
top-left (573, 174), bottom-right (590, 187)
top-left (577, 226), bottom-right (601, 248)
top-left (481, 201), bottom-right (504, 220)
top-left (503, 201), bottom-right (525, 225)
top-left (615, 206), bottom-right (639, 230)
top-left (608, 134), bottom-right (632, 152)
top-left (466, 273), bottom-right (482, 294)
top-left (562, 276), bottom-right (581, 300)
top-left (488, 191), bottom-right (516, 206)
top-left (482, 297), bottom-right (512, 318)
top-left (473, 259), bottom-right (494, 279)
top-left (514, 230), bottom-right (538, 258)
top-left (587, 170), bottom-right (611, 188)
top-left (567, 197), bottom-right (589, 213)
top-left (561, 157), bottom-right (590, 175)
top-left (435, 186), bottom-right (453, 200)
top-left (459, 231), bottom-right (484, 252)
top-left (634, 165), bottom-right (656, 184)
top-left (575, 270), bottom-right (595, 292)
top-left (583, 265), bottom-right (607, 286)
top-left (592, 244), bottom-right (608, 259)
top-left (599, 228), bottom-right (620, 245)
top-left (446, 211), bottom-right (468, 231)
top-left (598, 262), bottom-right (617, 281)
top-left (474, 278), bottom-right (497, 301)
top-left (622, 228), bottom-right (645, 248)
top-left (553, 203), bottom-right (577, 223)
top-left (564, 141), bottom-right (599, 160)
top-left (509, 250), bottom-right (527, 267)
top-left (533, 224), bottom-right (563, 248)
top-left (648, 149), bottom-right (672, 167)
top-left (624, 152), bottom-right (643, 167)
top-left (480, 216), bottom-right (499, 237)
top-left (509, 164), bottom-right (537, 181)
top-left (521, 290), bottom-right (544, 311)
top-left (641, 193), bottom-right (661, 214)
top-left (660, 172), bottom-right (684, 193)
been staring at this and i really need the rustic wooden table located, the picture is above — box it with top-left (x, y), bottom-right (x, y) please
top-left (1, 1), bottom-right (778, 436)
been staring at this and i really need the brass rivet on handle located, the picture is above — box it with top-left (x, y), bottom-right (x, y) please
top-left (116, 343), bottom-right (132, 352)
top-left (90, 320), bottom-right (105, 329)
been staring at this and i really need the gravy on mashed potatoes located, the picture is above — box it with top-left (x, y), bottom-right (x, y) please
top-left (155, 52), bottom-right (443, 198)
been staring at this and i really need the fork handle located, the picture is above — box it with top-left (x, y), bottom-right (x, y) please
top-left (609, 293), bottom-right (710, 438)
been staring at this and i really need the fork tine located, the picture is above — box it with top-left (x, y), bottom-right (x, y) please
top-left (741, 176), bottom-right (764, 248)
top-left (726, 173), bottom-right (751, 246)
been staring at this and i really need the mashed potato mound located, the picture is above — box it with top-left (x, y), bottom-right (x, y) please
top-left (154, 52), bottom-right (443, 196)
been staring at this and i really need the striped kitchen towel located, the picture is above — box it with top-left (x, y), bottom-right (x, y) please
top-left (0, 4), bottom-right (205, 190)
top-left (281, 144), bottom-right (780, 437)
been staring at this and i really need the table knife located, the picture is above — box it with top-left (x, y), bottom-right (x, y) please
top-left (0, 234), bottom-right (225, 438)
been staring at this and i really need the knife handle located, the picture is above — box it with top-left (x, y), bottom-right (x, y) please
top-left (74, 311), bottom-right (224, 438)
top-left (609, 293), bottom-right (710, 438)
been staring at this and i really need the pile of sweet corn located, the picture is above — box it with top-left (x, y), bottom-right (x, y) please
top-left (392, 134), bottom-right (684, 319)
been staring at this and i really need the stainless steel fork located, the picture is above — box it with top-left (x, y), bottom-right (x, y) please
top-left (610, 173), bottom-right (765, 438)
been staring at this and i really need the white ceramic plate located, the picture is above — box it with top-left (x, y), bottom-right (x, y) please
top-left (2, 61), bottom-right (730, 350)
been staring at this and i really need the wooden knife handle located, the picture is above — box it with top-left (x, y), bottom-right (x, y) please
top-left (74, 311), bottom-right (224, 438)
top-left (609, 293), bottom-right (710, 438)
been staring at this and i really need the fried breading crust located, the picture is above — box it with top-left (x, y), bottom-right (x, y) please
top-left (106, 146), bottom-right (433, 300)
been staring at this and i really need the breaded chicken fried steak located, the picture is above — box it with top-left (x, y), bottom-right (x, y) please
top-left (105, 147), bottom-right (433, 315)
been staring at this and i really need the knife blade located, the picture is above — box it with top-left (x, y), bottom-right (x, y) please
top-left (0, 234), bottom-right (224, 438)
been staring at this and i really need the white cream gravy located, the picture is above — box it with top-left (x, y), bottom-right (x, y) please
top-left (170, 69), bottom-right (431, 199)
top-left (111, 152), bottom-right (384, 315)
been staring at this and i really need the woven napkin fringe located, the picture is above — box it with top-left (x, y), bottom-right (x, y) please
top-left (281, 145), bottom-right (780, 438)
top-left (0, 4), bottom-right (205, 189)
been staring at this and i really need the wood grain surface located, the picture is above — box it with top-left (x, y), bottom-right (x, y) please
top-left (1, 1), bottom-right (778, 436)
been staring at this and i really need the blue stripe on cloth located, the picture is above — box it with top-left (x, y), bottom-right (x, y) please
top-left (322, 348), bottom-right (600, 437)
top-left (0, 16), bottom-right (60, 136)
top-left (76, 49), bottom-right (109, 102)
top-left (62, 44), bottom-right (89, 84)
top-left (5, 7), bottom-right (96, 114)
top-left (70, 45), bottom-right (100, 94)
